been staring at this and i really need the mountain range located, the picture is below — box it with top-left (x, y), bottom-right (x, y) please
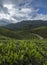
top-left (0, 20), bottom-right (47, 38)
top-left (5, 20), bottom-right (47, 30)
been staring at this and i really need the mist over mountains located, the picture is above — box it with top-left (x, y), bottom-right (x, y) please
top-left (0, 19), bottom-right (11, 26)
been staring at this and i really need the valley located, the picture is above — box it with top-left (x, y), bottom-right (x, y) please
top-left (0, 20), bottom-right (47, 65)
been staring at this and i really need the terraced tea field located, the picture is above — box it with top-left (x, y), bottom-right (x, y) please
top-left (0, 39), bottom-right (47, 65)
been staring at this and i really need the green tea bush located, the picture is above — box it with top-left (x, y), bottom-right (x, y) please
top-left (0, 39), bottom-right (47, 65)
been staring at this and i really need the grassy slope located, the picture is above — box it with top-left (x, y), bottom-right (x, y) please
top-left (0, 27), bottom-right (39, 40)
top-left (32, 26), bottom-right (47, 38)
top-left (0, 25), bottom-right (47, 65)
top-left (0, 26), bottom-right (47, 40)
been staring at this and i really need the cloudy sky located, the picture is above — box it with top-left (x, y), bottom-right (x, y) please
top-left (0, 0), bottom-right (47, 23)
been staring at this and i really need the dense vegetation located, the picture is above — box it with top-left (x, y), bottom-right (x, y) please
top-left (0, 20), bottom-right (47, 65)
top-left (0, 39), bottom-right (47, 65)
top-left (4, 20), bottom-right (47, 38)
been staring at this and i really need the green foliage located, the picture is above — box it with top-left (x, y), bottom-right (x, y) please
top-left (0, 28), bottom-right (39, 40)
top-left (32, 26), bottom-right (47, 38)
top-left (0, 23), bottom-right (47, 65)
top-left (0, 39), bottom-right (47, 65)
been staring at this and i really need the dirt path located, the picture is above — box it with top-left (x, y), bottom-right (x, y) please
top-left (35, 34), bottom-right (44, 39)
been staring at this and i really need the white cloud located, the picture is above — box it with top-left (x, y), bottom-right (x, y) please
top-left (3, 4), bottom-right (13, 10)
top-left (1, 4), bottom-right (47, 23)
top-left (34, 14), bottom-right (47, 20)
top-left (0, 13), bottom-right (10, 19)
top-left (21, 8), bottom-right (31, 13)
top-left (0, 0), bottom-right (47, 23)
